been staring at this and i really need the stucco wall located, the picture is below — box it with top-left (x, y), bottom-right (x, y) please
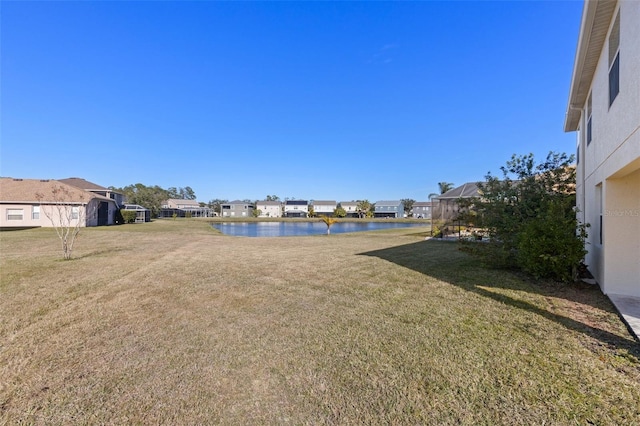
top-left (577, 1), bottom-right (640, 296)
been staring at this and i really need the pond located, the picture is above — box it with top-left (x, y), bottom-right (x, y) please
top-left (211, 221), bottom-right (427, 237)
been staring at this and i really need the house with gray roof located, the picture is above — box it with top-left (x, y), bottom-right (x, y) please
top-left (256, 200), bottom-right (282, 218)
top-left (59, 177), bottom-right (125, 207)
top-left (220, 200), bottom-right (254, 217)
top-left (339, 201), bottom-right (360, 218)
top-left (373, 200), bottom-right (403, 218)
top-left (311, 200), bottom-right (337, 217)
top-left (159, 198), bottom-right (212, 218)
top-left (434, 182), bottom-right (482, 221)
top-left (284, 200), bottom-right (308, 218)
top-left (412, 201), bottom-right (434, 219)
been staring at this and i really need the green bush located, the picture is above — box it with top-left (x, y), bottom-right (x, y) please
top-left (516, 201), bottom-right (588, 282)
top-left (463, 152), bottom-right (588, 282)
top-left (121, 210), bottom-right (137, 224)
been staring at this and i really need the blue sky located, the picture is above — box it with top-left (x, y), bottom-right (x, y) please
top-left (1, 1), bottom-right (583, 202)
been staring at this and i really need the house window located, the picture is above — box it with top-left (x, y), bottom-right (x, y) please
top-left (7, 209), bottom-right (23, 220)
top-left (32, 206), bottom-right (40, 220)
top-left (71, 207), bottom-right (79, 220)
top-left (586, 94), bottom-right (592, 145)
top-left (608, 11), bottom-right (620, 106)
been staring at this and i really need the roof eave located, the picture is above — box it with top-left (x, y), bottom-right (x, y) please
top-left (564, 0), bottom-right (618, 132)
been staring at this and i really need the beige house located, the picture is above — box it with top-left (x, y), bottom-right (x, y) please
top-left (256, 200), bottom-right (282, 218)
top-left (163, 199), bottom-right (200, 209)
top-left (564, 0), bottom-right (640, 297)
top-left (0, 178), bottom-right (118, 228)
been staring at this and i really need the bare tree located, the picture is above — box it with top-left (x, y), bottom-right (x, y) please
top-left (36, 185), bottom-right (95, 260)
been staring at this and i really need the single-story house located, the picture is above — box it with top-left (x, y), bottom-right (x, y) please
top-left (256, 200), bottom-right (282, 218)
top-left (564, 0), bottom-right (640, 297)
top-left (374, 200), bottom-right (403, 218)
top-left (221, 200), bottom-right (254, 217)
top-left (312, 200), bottom-right (337, 217)
top-left (0, 177), bottom-right (118, 229)
top-left (284, 200), bottom-right (308, 218)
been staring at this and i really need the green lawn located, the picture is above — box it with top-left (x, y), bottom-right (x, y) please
top-left (1, 220), bottom-right (638, 424)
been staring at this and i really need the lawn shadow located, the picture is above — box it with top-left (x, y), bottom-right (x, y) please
top-left (358, 239), bottom-right (639, 357)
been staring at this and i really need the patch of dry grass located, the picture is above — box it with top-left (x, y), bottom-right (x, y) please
top-left (1, 220), bottom-right (638, 424)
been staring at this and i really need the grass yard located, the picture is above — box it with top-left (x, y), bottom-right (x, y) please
top-left (1, 220), bottom-right (639, 424)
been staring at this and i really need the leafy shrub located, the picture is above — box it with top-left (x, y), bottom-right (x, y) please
top-left (121, 210), bottom-right (136, 224)
top-left (517, 201), bottom-right (588, 282)
top-left (464, 152), bottom-right (588, 282)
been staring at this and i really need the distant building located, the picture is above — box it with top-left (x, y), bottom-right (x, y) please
top-left (339, 201), bottom-right (359, 218)
top-left (373, 200), bottom-right (403, 218)
top-left (412, 201), bottom-right (434, 219)
top-left (284, 200), bottom-right (308, 218)
top-left (256, 200), bottom-right (282, 218)
top-left (159, 198), bottom-right (212, 218)
top-left (220, 200), bottom-right (254, 217)
top-left (312, 200), bottom-right (337, 217)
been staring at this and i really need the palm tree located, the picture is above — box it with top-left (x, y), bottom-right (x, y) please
top-left (438, 182), bottom-right (454, 194)
top-left (320, 216), bottom-right (338, 235)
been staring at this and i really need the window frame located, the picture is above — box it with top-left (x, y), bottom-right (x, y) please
top-left (608, 11), bottom-right (620, 107)
top-left (7, 208), bottom-right (24, 221)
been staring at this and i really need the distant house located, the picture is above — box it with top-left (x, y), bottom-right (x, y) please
top-left (256, 200), bottom-right (282, 218)
top-left (59, 177), bottom-right (125, 207)
top-left (374, 200), bottom-right (403, 218)
top-left (312, 200), bottom-right (337, 217)
top-left (434, 182), bottom-right (481, 221)
top-left (159, 198), bottom-right (212, 218)
top-left (412, 201), bottom-right (434, 219)
top-left (122, 204), bottom-right (151, 223)
top-left (0, 178), bottom-right (118, 228)
top-left (220, 200), bottom-right (254, 217)
top-left (339, 201), bottom-right (359, 218)
top-left (284, 200), bottom-right (308, 218)
top-left (564, 0), bottom-right (640, 297)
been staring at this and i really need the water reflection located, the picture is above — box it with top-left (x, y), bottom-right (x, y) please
top-left (211, 221), bottom-right (426, 237)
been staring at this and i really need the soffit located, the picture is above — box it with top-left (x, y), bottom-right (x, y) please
top-left (565, 0), bottom-right (618, 131)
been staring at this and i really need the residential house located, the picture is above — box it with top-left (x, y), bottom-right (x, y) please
top-left (312, 200), bottom-right (337, 217)
top-left (412, 201), bottom-right (434, 219)
top-left (564, 0), bottom-right (640, 297)
top-left (159, 198), bottom-right (212, 218)
top-left (434, 182), bottom-right (481, 221)
top-left (339, 201), bottom-right (360, 218)
top-left (374, 200), bottom-right (403, 218)
top-left (221, 200), bottom-right (254, 217)
top-left (256, 200), bottom-right (282, 218)
top-left (284, 200), bottom-right (308, 218)
top-left (0, 178), bottom-right (118, 228)
top-left (59, 177), bottom-right (125, 207)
